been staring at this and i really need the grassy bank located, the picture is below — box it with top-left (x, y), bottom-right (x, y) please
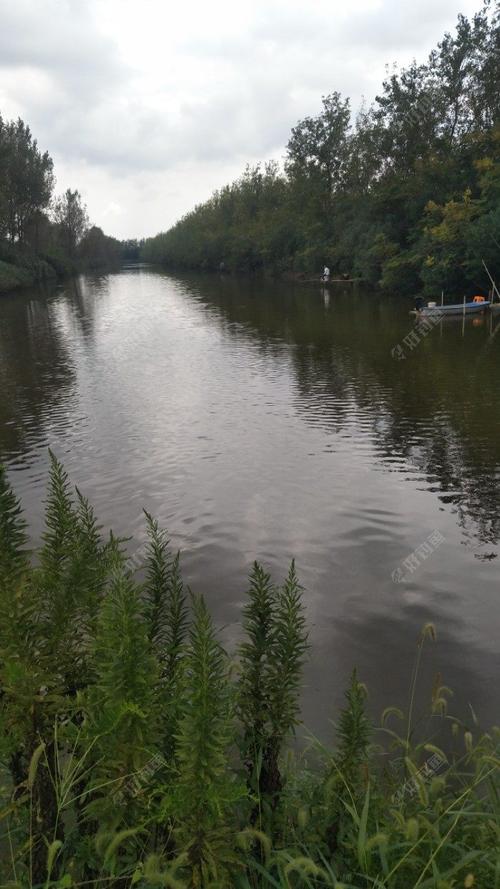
top-left (0, 456), bottom-right (498, 888)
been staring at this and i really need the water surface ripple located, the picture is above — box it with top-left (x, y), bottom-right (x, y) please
top-left (1, 269), bottom-right (499, 734)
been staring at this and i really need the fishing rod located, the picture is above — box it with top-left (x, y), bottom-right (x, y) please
top-left (482, 259), bottom-right (500, 303)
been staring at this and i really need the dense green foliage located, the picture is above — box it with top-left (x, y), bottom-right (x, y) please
top-left (143, 3), bottom-right (500, 296)
top-left (0, 117), bottom-right (54, 246)
top-left (0, 460), bottom-right (498, 888)
top-left (0, 117), bottom-right (127, 292)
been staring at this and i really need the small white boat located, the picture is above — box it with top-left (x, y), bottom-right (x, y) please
top-left (412, 299), bottom-right (490, 317)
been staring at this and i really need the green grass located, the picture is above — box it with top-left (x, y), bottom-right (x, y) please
top-left (0, 455), bottom-right (498, 888)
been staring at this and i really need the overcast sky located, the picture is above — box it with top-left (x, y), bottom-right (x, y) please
top-left (0, 0), bottom-right (482, 240)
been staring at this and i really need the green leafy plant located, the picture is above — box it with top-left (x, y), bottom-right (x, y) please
top-left (173, 594), bottom-right (241, 887)
top-left (238, 560), bottom-right (308, 819)
top-left (0, 461), bottom-right (498, 889)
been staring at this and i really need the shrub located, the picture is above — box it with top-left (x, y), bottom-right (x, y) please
top-left (0, 459), bottom-right (498, 888)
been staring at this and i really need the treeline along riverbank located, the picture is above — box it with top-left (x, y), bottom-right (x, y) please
top-left (0, 115), bottom-right (143, 293)
top-left (143, 3), bottom-right (500, 297)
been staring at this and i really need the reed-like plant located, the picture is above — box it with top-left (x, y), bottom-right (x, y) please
top-left (0, 460), bottom-right (498, 889)
top-left (0, 454), bottom-right (118, 884)
top-left (172, 594), bottom-right (242, 888)
top-left (0, 463), bottom-right (31, 783)
top-left (238, 560), bottom-right (308, 815)
top-left (143, 512), bottom-right (188, 769)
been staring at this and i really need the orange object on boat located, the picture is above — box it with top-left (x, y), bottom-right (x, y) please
top-left (473, 295), bottom-right (486, 303)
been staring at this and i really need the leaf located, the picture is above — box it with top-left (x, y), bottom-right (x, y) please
top-left (357, 783), bottom-right (371, 872)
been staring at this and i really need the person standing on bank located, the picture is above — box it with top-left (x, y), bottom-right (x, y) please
top-left (323, 265), bottom-right (330, 282)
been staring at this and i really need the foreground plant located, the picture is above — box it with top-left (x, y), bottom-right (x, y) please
top-left (0, 458), bottom-right (498, 889)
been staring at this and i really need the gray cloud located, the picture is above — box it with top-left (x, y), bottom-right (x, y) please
top-left (0, 0), bottom-right (482, 237)
top-left (0, 1), bottom-right (125, 92)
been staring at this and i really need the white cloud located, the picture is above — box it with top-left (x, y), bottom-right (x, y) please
top-left (0, 0), bottom-right (482, 238)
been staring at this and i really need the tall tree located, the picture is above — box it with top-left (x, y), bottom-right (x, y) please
top-left (52, 188), bottom-right (89, 256)
top-left (0, 116), bottom-right (54, 244)
top-left (286, 92), bottom-right (351, 195)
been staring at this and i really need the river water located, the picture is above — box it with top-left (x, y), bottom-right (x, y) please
top-left (1, 267), bottom-right (499, 737)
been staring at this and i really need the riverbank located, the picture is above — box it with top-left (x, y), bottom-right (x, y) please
top-left (142, 261), bottom-right (366, 287)
top-left (0, 239), bottom-right (124, 294)
top-left (0, 113), bottom-right (134, 295)
top-left (0, 248), bottom-right (62, 293)
top-left (0, 258), bottom-right (36, 291)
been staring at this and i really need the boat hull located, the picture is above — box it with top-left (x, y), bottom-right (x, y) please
top-left (416, 301), bottom-right (490, 317)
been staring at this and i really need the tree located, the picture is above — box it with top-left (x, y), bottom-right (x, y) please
top-left (374, 61), bottom-right (442, 176)
top-left (286, 92), bottom-right (351, 194)
top-left (0, 115), bottom-right (54, 244)
top-left (52, 188), bottom-right (89, 256)
top-left (79, 225), bottom-right (121, 269)
top-left (142, 4), bottom-right (500, 292)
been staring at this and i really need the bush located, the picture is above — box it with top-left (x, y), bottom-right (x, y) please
top-left (0, 259), bottom-right (34, 292)
top-left (41, 247), bottom-right (77, 278)
top-left (0, 458), bottom-right (498, 888)
top-left (0, 241), bottom-right (59, 292)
